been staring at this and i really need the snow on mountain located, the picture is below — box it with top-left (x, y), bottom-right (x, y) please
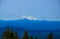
top-left (21, 16), bottom-right (38, 20)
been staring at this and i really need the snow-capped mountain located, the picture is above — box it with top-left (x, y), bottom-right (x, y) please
top-left (21, 16), bottom-right (38, 20)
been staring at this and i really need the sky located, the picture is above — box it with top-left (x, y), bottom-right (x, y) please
top-left (0, 0), bottom-right (60, 21)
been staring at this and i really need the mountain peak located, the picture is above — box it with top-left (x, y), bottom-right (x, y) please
top-left (21, 16), bottom-right (38, 20)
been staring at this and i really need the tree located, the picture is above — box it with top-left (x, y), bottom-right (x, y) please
top-left (2, 26), bottom-right (19, 39)
top-left (13, 31), bottom-right (20, 39)
top-left (47, 33), bottom-right (53, 39)
top-left (23, 31), bottom-right (28, 39)
top-left (30, 36), bottom-right (33, 39)
top-left (2, 26), bottom-right (13, 39)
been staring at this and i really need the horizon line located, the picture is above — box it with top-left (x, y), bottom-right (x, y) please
top-left (0, 19), bottom-right (60, 21)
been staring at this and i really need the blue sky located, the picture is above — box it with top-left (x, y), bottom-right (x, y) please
top-left (0, 0), bottom-right (60, 21)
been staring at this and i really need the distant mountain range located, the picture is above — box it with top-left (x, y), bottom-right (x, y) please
top-left (0, 19), bottom-right (60, 38)
top-left (0, 19), bottom-right (60, 31)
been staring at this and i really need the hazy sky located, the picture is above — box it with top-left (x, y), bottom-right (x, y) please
top-left (0, 0), bottom-right (60, 20)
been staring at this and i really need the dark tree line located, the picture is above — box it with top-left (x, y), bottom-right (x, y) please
top-left (1, 26), bottom-right (53, 39)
